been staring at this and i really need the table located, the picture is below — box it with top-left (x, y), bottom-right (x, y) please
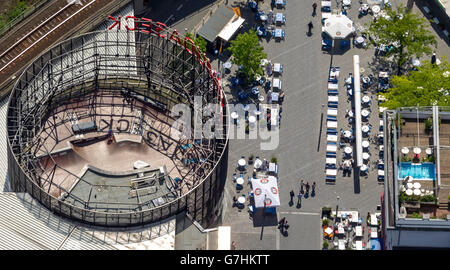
top-left (328, 109), bottom-right (338, 116)
top-left (328, 96), bottom-right (339, 102)
top-left (338, 226), bottom-right (345, 234)
top-left (338, 240), bottom-right (346, 250)
top-left (254, 159), bottom-right (262, 169)
top-left (238, 159), bottom-right (246, 167)
top-left (347, 110), bottom-right (354, 117)
top-left (361, 109), bottom-right (370, 117)
top-left (327, 135), bottom-right (338, 142)
top-left (273, 63), bottom-right (282, 73)
top-left (326, 157), bottom-right (337, 164)
top-left (361, 3), bottom-right (369, 10)
top-left (273, 78), bottom-right (282, 89)
top-left (231, 111), bottom-right (239, 119)
top-left (379, 145), bottom-right (384, 151)
top-left (275, 13), bottom-right (284, 23)
top-left (260, 14), bottom-right (268, 21)
top-left (344, 147), bottom-right (353, 154)
top-left (274, 29), bottom-right (283, 38)
top-left (236, 177), bottom-right (244, 185)
top-left (238, 196), bottom-right (246, 204)
top-left (370, 214), bottom-right (378, 226)
top-left (276, 0), bottom-right (285, 5)
top-left (251, 87), bottom-right (259, 96)
top-left (362, 140), bottom-right (370, 148)
top-left (356, 226), bottom-right (362, 237)
top-left (362, 153), bottom-right (370, 160)
top-left (370, 231), bottom-right (378, 238)
top-left (327, 144), bottom-right (337, 152)
top-left (326, 169), bottom-right (337, 176)
top-left (344, 130), bottom-right (352, 138)
top-left (343, 0), bottom-right (351, 5)
top-left (356, 240), bottom-right (363, 250)
top-left (356, 36), bottom-right (364, 44)
top-left (362, 95), bottom-right (370, 103)
top-left (327, 121), bottom-right (338, 128)
top-left (362, 125), bottom-right (370, 133)
top-left (271, 92), bottom-right (279, 102)
top-left (372, 5), bottom-right (380, 13)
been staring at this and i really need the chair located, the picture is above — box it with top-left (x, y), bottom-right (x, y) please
top-left (340, 40), bottom-right (350, 50)
top-left (328, 89), bottom-right (339, 95)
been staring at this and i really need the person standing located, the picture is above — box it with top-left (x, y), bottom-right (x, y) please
top-left (297, 191), bottom-right (303, 207)
top-left (289, 190), bottom-right (295, 203)
top-left (312, 2), bottom-right (317, 17)
top-left (300, 179), bottom-right (304, 194)
top-left (305, 182), bottom-right (310, 193)
top-left (307, 21), bottom-right (313, 35)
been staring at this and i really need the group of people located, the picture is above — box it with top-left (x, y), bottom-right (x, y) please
top-left (289, 179), bottom-right (317, 207)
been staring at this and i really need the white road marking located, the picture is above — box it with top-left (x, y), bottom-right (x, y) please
top-left (177, 4), bottom-right (183, 11)
top-left (278, 211), bottom-right (320, 216)
top-left (164, 14), bottom-right (174, 24)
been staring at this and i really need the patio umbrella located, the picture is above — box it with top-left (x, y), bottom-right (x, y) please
top-left (251, 176), bottom-right (280, 208)
top-left (401, 147), bottom-right (409, 155)
top-left (413, 147), bottom-right (421, 154)
top-left (323, 14), bottom-right (355, 39)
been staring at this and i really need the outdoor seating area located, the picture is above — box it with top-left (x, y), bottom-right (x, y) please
top-left (232, 155), bottom-right (280, 220)
top-left (252, 1), bottom-right (286, 41)
top-left (325, 66), bottom-right (340, 184)
top-left (322, 208), bottom-right (381, 250)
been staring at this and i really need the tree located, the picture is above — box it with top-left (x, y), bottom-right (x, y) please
top-left (365, 5), bottom-right (437, 75)
top-left (227, 29), bottom-right (267, 82)
top-left (379, 56), bottom-right (450, 109)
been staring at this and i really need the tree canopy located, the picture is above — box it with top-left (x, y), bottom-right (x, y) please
top-left (227, 29), bottom-right (267, 81)
top-left (365, 5), bottom-right (437, 74)
top-left (379, 56), bottom-right (450, 109)
top-left (184, 33), bottom-right (207, 54)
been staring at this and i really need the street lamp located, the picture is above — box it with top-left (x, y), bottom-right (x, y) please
top-left (335, 196), bottom-right (340, 223)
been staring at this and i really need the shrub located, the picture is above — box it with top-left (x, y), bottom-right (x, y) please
top-left (271, 156), bottom-right (277, 164)
top-left (249, 154), bottom-right (254, 160)
top-left (323, 241), bottom-right (329, 249)
top-left (424, 117), bottom-right (433, 130)
top-left (322, 218), bottom-right (329, 226)
top-left (420, 195), bottom-right (435, 202)
top-left (412, 212), bottom-right (421, 218)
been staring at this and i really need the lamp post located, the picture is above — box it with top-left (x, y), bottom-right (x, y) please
top-left (335, 196), bottom-right (340, 224)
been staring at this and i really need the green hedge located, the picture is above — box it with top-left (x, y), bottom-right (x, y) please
top-left (400, 192), bottom-right (435, 203)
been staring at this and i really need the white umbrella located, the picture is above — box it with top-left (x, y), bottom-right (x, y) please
top-left (401, 147), bottom-right (409, 154)
top-left (413, 182), bottom-right (421, 189)
top-left (413, 189), bottom-right (421, 196)
top-left (413, 147), bottom-right (421, 154)
top-left (405, 189), bottom-right (413, 196)
top-left (426, 148), bottom-right (433, 155)
top-left (238, 159), bottom-right (246, 167)
top-left (251, 176), bottom-right (280, 208)
top-left (407, 182), bottom-right (413, 189)
top-left (323, 14), bottom-right (354, 39)
top-left (325, 227), bottom-right (333, 235)
top-left (249, 116), bottom-right (257, 124)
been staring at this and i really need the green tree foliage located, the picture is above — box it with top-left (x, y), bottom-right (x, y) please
top-left (184, 33), bottom-right (207, 54)
top-left (365, 5), bottom-right (437, 74)
top-left (380, 56), bottom-right (450, 109)
top-left (227, 29), bottom-right (267, 81)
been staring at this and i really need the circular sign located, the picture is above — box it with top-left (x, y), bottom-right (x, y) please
top-left (336, 31), bottom-right (341, 36)
top-left (255, 188), bottom-right (262, 196)
top-left (271, 187), bottom-right (278, 194)
top-left (260, 178), bottom-right (269, 184)
top-left (265, 198), bottom-right (272, 206)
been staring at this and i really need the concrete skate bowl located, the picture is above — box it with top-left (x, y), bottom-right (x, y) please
top-left (7, 29), bottom-right (229, 227)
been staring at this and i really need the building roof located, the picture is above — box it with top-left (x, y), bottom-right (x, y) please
top-left (197, 5), bottom-right (236, 42)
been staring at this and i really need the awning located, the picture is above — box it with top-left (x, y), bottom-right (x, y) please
top-left (217, 16), bottom-right (245, 41)
top-left (251, 176), bottom-right (280, 208)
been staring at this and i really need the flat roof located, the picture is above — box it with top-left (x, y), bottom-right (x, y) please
top-left (197, 5), bottom-right (236, 42)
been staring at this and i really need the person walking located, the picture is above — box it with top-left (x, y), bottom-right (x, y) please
top-left (307, 21), bottom-right (313, 35)
top-left (312, 2), bottom-right (317, 17)
top-left (305, 182), bottom-right (310, 193)
top-left (289, 190), bottom-right (295, 203)
top-left (300, 179), bottom-right (304, 194)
